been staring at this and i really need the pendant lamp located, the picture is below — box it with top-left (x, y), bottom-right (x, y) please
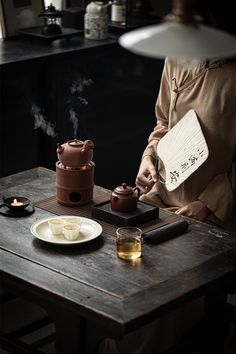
top-left (119, 0), bottom-right (236, 60)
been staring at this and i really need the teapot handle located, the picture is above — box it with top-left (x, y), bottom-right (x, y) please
top-left (133, 187), bottom-right (140, 199)
top-left (82, 140), bottom-right (94, 152)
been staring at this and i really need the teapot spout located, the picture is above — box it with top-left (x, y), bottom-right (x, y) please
top-left (57, 143), bottom-right (64, 154)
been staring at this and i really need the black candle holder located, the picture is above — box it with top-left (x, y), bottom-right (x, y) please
top-left (0, 196), bottom-right (34, 217)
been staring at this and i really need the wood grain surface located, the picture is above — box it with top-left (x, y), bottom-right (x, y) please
top-left (0, 167), bottom-right (235, 338)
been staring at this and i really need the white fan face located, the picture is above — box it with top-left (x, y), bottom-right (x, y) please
top-left (157, 109), bottom-right (209, 191)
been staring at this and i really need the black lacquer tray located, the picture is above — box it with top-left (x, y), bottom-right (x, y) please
top-left (92, 200), bottom-right (159, 227)
top-left (18, 27), bottom-right (82, 43)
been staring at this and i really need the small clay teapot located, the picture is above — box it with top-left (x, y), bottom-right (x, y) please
top-left (57, 139), bottom-right (94, 168)
top-left (110, 183), bottom-right (140, 213)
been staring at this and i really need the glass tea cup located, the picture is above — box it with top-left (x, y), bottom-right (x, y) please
top-left (48, 218), bottom-right (65, 235)
top-left (116, 226), bottom-right (142, 260)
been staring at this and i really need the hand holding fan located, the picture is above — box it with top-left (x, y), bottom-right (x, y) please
top-left (157, 109), bottom-right (209, 191)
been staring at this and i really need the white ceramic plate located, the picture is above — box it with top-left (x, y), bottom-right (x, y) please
top-left (30, 215), bottom-right (103, 245)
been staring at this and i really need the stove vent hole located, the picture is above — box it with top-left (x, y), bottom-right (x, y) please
top-left (69, 192), bottom-right (81, 202)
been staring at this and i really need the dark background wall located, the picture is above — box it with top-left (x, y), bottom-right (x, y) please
top-left (0, 44), bottom-right (163, 190)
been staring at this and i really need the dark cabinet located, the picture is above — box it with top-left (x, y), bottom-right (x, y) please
top-left (1, 63), bottom-right (40, 177)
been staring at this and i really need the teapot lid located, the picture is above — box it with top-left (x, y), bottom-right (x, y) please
top-left (67, 139), bottom-right (83, 147)
top-left (114, 183), bottom-right (133, 195)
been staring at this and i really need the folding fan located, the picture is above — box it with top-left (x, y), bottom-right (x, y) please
top-left (157, 109), bottom-right (209, 191)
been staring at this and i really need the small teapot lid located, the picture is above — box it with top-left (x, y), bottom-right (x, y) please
top-left (114, 183), bottom-right (133, 195)
top-left (67, 139), bottom-right (83, 147)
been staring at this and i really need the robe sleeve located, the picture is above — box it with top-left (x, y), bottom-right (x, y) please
top-left (198, 162), bottom-right (236, 222)
top-left (142, 58), bottom-right (171, 161)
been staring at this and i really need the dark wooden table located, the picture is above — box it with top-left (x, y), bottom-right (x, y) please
top-left (0, 167), bottom-right (236, 353)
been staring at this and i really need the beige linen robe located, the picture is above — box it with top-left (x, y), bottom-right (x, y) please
top-left (142, 57), bottom-right (236, 234)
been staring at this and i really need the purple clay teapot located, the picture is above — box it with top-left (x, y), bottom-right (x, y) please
top-left (57, 139), bottom-right (94, 168)
top-left (110, 183), bottom-right (140, 213)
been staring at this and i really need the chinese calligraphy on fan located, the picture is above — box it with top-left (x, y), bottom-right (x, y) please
top-left (169, 149), bottom-right (205, 184)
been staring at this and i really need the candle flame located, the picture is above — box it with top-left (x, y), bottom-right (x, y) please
top-left (11, 198), bottom-right (23, 206)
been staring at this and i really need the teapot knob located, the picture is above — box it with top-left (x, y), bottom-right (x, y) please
top-left (122, 183), bottom-right (127, 188)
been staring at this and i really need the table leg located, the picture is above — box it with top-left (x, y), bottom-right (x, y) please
top-left (81, 320), bottom-right (120, 354)
top-left (46, 305), bottom-right (82, 354)
top-left (202, 287), bottom-right (228, 354)
top-left (48, 313), bottom-right (112, 354)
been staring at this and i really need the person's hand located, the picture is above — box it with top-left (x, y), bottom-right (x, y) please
top-left (174, 201), bottom-right (211, 221)
top-left (136, 156), bottom-right (158, 194)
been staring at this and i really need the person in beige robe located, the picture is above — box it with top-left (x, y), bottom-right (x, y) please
top-left (136, 57), bottom-right (236, 235)
top-left (98, 58), bottom-right (235, 354)
top-left (98, 4), bottom-right (236, 353)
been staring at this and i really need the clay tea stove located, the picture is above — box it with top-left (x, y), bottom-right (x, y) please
top-left (56, 139), bottom-right (95, 206)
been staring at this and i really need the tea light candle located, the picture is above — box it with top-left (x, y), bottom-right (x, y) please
top-left (11, 198), bottom-right (24, 207)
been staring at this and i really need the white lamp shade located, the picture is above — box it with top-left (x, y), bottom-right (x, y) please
top-left (119, 22), bottom-right (236, 60)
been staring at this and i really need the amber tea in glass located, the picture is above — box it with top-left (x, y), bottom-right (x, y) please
top-left (116, 227), bottom-right (142, 260)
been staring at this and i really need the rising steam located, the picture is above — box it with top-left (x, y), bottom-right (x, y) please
top-left (69, 108), bottom-right (79, 139)
top-left (68, 77), bottom-right (94, 138)
top-left (70, 78), bottom-right (93, 95)
top-left (31, 105), bottom-right (57, 139)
